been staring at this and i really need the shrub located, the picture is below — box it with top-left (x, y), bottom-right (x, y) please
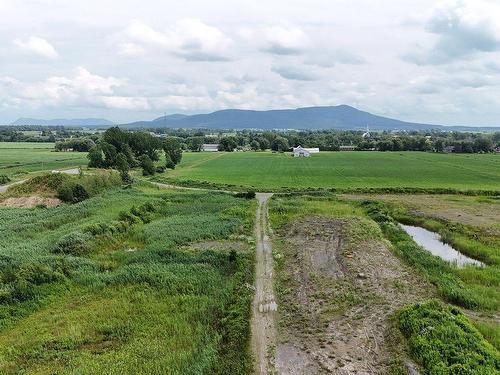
top-left (118, 211), bottom-right (141, 225)
top-left (235, 191), bottom-right (256, 199)
top-left (54, 232), bottom-right (92, 256)
top-left (399, 300), bottom-right (499, 374)
top-left (57, 182), bottom-right (89, 203)
top-left (0, 175), bottom-right (11, 184)
top-left (72, 184), bottom-right (90, 202)
top-left (57, 183), bottom-right (74, 202)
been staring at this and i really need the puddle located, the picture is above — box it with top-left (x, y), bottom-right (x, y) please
top-left (399, 224), bottom-right (484, 267)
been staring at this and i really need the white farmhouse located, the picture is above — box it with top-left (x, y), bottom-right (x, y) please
top-left (201, 144), bottom-right (220, 152)
top-left (292, 146), bottom-right (319, 157)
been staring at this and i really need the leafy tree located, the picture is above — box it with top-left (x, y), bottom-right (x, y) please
top-left (129, 132), bottom-right (161, 161)
top-left (103, 127), bottom-right (129, 152)
top-left (187, 136), bottom-right (204, 151)
top-left (219, 137), bottom-right (237, 152)
top-left (139, 155), bottom-right (155, 176)
top-left (163, 137), bottom-right (183, 166)
top-left (271, 136), bottom-right (289, 152)
top-left (378, 140), bottom-right (393, 151)
top-left (473, 137), bottom-right (493, 153)
top-left (165, 153), bottom-right (175, 169)
top-left (87, 146), bottom-right (105, 168)
top-left (100, 142), bottom-right (118, 167)
top-left (434, 139), bottom-right (444, 152)
top-left (116, 152), bottom-right (132, 183)
top-left (258, 138), bottom-right (270, 151)
top-left (250, 140), bottom-right (260, 151)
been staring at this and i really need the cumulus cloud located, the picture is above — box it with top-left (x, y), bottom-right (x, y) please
top-left (0, 67), bottom-right (125, 108)
top-left (13, 36), bottom-right (58, 59)
top-left (304, 50), bottom-right (366, 67)
top-left (117, 42), bottom-right (147, 57)
top-left (122, 18), bottom-right (232, 61)
top-left (272, 65), bottom-right (319, 81)
top-left (404, 0), bottom-right (500, 64)
top-left (240, 25), bottom-right (309, 55)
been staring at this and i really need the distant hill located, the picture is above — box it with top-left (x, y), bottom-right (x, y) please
top-left (122, 105), bottom-right (500, 131)
top-left (11, 118), bottom-right (115, 126)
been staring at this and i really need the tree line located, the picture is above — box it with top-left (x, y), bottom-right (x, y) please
top-left (164, 129), bottom-right (500, 153)
top-left (86, 127), bottom-right (182, 182)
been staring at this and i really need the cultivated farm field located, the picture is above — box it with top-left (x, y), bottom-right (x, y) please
top-left (0, 142), bottom-right (88, 178)
top-left (160, 151), bottom-right (500, 191)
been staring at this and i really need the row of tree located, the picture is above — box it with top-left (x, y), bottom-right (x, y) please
top-left (186, 129), bottom-right (500, 153)
top-left (55, 138), bottom-right (95, 152)
top-left (87, 127), bottom-right (182, 181)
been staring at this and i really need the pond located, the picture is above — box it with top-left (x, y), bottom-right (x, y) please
top-left (399, 224), bottom-right (484, 268)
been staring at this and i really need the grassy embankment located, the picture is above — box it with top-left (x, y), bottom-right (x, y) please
top-left (268, 194), bottom-right (499, 373)
top-left (153, 151), bottom-right (500, 193)
top-left (0, 182), bottom-right (255, 374)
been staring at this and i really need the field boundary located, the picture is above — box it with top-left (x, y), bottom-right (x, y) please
top-left (149, 176), bottom-right (500, 196)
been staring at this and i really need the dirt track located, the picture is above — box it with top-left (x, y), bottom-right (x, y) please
top-left (251, 193), bottom-right (277, 374)
top-left (273, 216), bottom-right (431, 374)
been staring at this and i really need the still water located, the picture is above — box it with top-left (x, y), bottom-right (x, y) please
top-left (399, 224), bottom-right (484, 267)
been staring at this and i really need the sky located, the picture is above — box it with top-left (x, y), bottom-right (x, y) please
top-left (1, 0), bottom-right (500, 126)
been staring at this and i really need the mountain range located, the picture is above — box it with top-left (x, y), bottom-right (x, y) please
top-left (11, 118), bottom-right (115, 126)
top-left (9, 106), bottom-right (500, 131)
top-left (122, 105), bottom-right (499, 131)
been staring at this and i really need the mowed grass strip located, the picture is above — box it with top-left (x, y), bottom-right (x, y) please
top-left (166, 151), bottom-right (500, 191)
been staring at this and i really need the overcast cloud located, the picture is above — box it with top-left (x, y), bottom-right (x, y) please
top-left (1, 0), bottom-right (499, 126)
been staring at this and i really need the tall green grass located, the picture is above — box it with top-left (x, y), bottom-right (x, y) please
top-left (360, 200), bottom-right (499, 311)
top-left (0, 186), bottom-right (255, 373)
top-left (399, 300), bottom-right (499, 374)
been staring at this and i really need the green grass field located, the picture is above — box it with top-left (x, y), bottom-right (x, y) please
top-left (0, 142), bottom-right (88, 179)
top-left (162, 151), bottom-right (500, 191)
top-left (0, 185), bottom-right (255, 374)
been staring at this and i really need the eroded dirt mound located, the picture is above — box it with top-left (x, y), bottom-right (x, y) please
top-left (0, 196), bottom-right (61, 208)
top-left (274, 216), bottom-right (432, 374)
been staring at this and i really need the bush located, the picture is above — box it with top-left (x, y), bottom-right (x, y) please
top-left (399, 300), bottom-right (499, 374)
top-left (234, 191), bottom-right (256, 199)
top-left (53, 232), bottom-right (92, 256)
top-left (72, 184), bottom-right (90, 202)
top-left (56, 173), bottom-right (120, 203)
top-left (0, 175), bottom-right (11, 184)
top-left (57, 182), bottom-right (89, 203)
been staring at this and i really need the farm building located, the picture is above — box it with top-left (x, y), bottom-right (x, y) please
top-left (201, 144), bottom-right (220, 152)
top-left (292, 146), bottom-right (319, 157)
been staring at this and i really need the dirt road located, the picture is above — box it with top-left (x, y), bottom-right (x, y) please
top-left (251, 193), bottom-right (277, 374)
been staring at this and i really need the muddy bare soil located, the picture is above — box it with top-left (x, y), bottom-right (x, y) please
top-left (274, 216), bottom-right (432, 374)
top-left (0, 196), bottom-right (61, 208)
